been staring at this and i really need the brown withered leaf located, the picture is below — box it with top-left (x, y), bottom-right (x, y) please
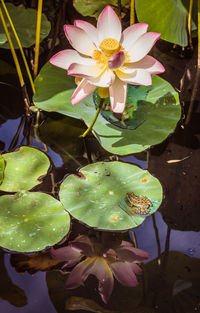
top-left (10, 250), bottom-right (64, 274)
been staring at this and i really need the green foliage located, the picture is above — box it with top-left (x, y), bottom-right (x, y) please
top-left (0, 3), bottom-right (51, 49)
top-left (73, 0), bottom-right (129, 18)
top-left (135, 0), bottom-right (197, 46)
top-left (60, 161), bottom-right (163, 230)
top-left (0, 191), bottom-right (70, 252)
top-left (0, 146), bottom-right (50, 192)
top-left (34, 62), bottom-right (181, 155)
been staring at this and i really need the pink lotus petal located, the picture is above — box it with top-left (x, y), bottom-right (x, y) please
top-left (109, 77), bottom-right (127, 113)
top-left (70, 235), bottom-right (94, 257)
top-left (133, 55), bottom-right (165, 74)
top-left (120, 55), bottom-right (165, 75)
top-left (49, 49), bottom-right (94, 70)
top-left (88, 68), bottom-right (115, 87)
top-left (66, 257), bottom-right (114, 303)
top-left (74, 20), bottom-right (99, 46)
top-left (110, 261), bottom-right (138, 287)
top-left (97, 6), bottom-right (121, 43)
top-left (68, 62), bottom-right (103, 79)
top-left (116, 245), bottom-right (150, 262)
top-left (116, 69), bottom-right (152, 86)
top-left (131, 263), bottom-right (143, 275)
top-left (50, 246), bottom-right (82, 263)
top-left (128, 32), bottom-right (161, 62)
top-left (64, 25), bottom-right (96, 56)
top-left (71, 79), bottom-right (96, 105)
top-left (108, 51), bottom-right (125, 70)
top-left (65, 257), bottom-right (95, 289)
top-left (121, 23), bottom-right (148, 51)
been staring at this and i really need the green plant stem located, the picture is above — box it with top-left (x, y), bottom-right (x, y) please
top-left (34, 0), bottom-right (43, 78)
top-left (185, 0), bottom-right (200, 125)
top-left (130, 0), bottom-right (135, 25)
top-left (0, 0), bottom-right (35, 94)
top-left (188, 0), bottom-right (194, 49)
top-left (0, 8), bottom-right (30, 115)
top-left (80, 98), bottom-right (104, 138)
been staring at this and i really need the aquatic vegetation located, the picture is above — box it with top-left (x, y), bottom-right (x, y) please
top-left (0, 1), bottom-right (198, 311)
top-left (51, 234), bottom-right (149, 303)
top-left (50, 5), bottom-right (164, 113)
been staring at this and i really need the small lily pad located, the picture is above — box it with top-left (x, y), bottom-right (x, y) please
top-left (0, 146), bottom-right (50, 192)
top-left (60, 161), bottom-right (163, 230)
top-left (0, 191), bottom-right (70, 252)
top-left (0, 155), bottom-right (5, 185)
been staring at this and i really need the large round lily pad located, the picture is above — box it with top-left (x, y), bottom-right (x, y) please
top-left (0, 3), bottom-right (50, 49)
top-left (0, 146), bottom-right (50, 192)
top-left (33, 62), bottom-right (181, 155)
top-left (0, 191), bottom-right (70, 252)
top-left (59, 161), bottom-right (163, 230)
top-left (0, 155), bottom-right (5, 185)
top-left (135, 0), bottom-right (197, 46)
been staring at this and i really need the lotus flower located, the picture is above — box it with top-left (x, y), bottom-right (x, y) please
top-left (51, 234), bottom-right (150, 303)
top-left (50, 6), bottom-right (164, 113)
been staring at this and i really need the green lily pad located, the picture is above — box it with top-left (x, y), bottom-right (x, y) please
top-left (33, 62), bottom-right (181, 155)
top-left (0, 155), bottom-right (5, 185)
top-left (0, 146), bottom-right (50, 192)
top-left (59, 161), bottom-right (163, 230)
top-left (0, 3), bottom-right (50, 49)
top-left (0, 191), bottom-right (70, 252)
top-left (135, 0), bottom-right (197, 46)
top-left (0, 33), bottom-right (6, 44)
top-left (73, 0), bottom-right (129, 18)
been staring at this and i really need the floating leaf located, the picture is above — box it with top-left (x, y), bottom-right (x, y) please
top-left (73, 0), bottom-right (129, 18)
top-left (0, 191), bottom-right (70, 252)
top-left (60, 162), bottom-right (162, 230)
top-left (34, 63), bottom-right (181, 155)
top-left (0, 146), bottom-right (50, 192)
top-left (0, 155), bottom-right (5, 185)
top-left (135, 0), bottom-right (197, 46)
top-left (0, 3), bottom-right (50, 48)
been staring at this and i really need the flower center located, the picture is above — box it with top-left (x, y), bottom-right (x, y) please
top-left (100, 38), bottom-right (120, 57)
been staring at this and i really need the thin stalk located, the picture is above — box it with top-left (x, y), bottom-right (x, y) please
top-left (0, 0), bottom-right (35, 94)
top-left (0, 8), bottom-right (30, 115)
top-left (188, 0), bottom-right (194, 49)
top-left (185, 0), bottom-right (200, 125)
top-left (34, 0), bottom-right (43, 78)
top-left (130, 230), bottom-right (138, 248)
top-left (80, 98), bottom-right (104, 138)
top-left (130, 0), bottom-right (135, 25)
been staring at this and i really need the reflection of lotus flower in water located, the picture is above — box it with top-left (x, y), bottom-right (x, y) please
top-left (51, 234), bottom-right (150, 303)
top-left (50, 6), bottom-right (164, 113)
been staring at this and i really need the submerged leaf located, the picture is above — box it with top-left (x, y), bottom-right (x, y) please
top-left (11, 251), bottom-right (64, 274)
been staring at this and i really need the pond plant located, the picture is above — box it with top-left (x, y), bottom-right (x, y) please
top-left (0, 0), bottom-right (199, 311)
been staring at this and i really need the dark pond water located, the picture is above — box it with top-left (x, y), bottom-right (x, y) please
top-left (0, 38), bottom-right (200, 313)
